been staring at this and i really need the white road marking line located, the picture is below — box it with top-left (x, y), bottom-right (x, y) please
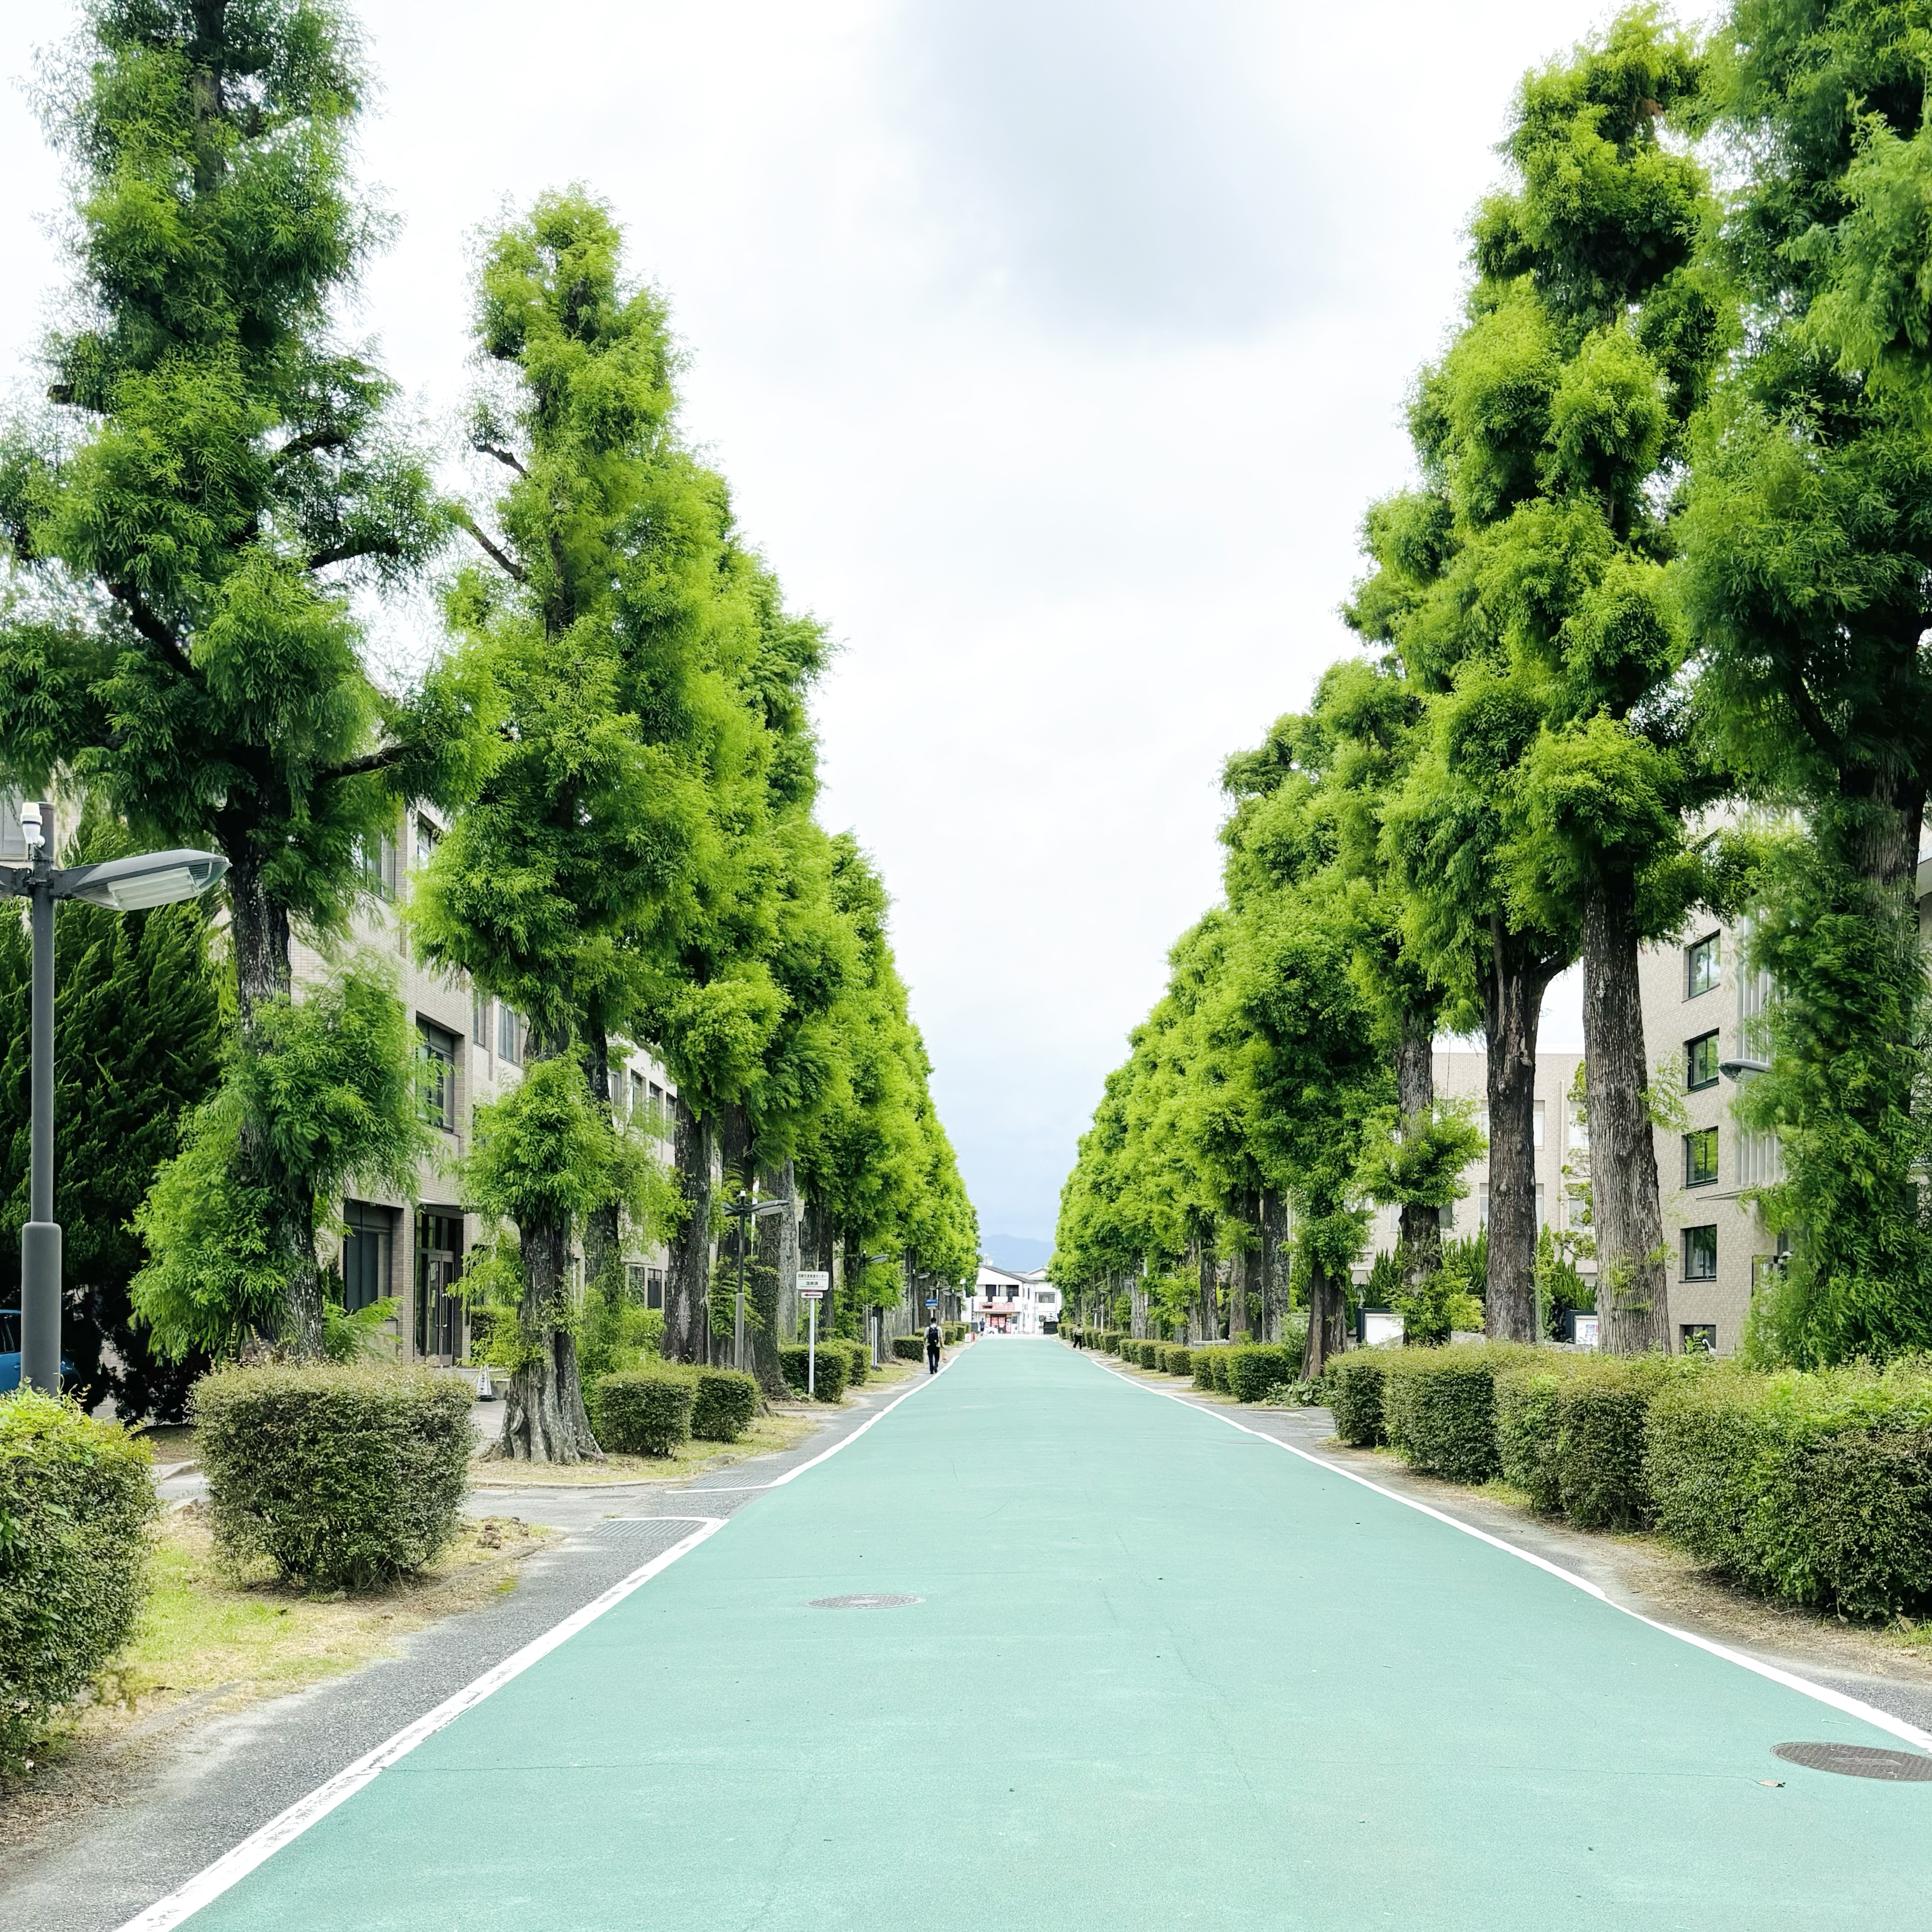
top-left (1090, 1355), bottom-right (1932, 1753)
top-left (113, 1517), bottom-right (726, 1932)
top-left (113, 1352), bottom-right (964, 1929)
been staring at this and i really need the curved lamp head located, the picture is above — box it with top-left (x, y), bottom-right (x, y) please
top-left (56, 850), bottom-right (228, 910)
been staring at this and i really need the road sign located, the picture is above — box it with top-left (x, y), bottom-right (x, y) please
top-left (798, 1270), bottom-right (830, 1301)
top-left (925, 1298), bottom-right (938, 1310)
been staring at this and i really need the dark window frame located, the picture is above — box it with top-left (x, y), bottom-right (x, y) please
top-left (1684, 1126), bottom-right (1720, 1188)
top-left (1685, 932), bottom-right (1721, 999)
top-left (1683, 1223), bottom-right (1718, 1281)
top-left (1681, 1322), bottom-right (1718, 1354)
top-left (1686, 1030), bottom-right (1720, 1091)
top-left (418, 1019), bottom-right (458, 1132)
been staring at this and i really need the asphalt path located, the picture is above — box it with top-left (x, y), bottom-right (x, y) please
top-left (101, 1340), bottom-right (1932, 1929)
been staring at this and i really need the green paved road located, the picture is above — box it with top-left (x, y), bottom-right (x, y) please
top-left (184, 1340), bottom-right (1932, 1931)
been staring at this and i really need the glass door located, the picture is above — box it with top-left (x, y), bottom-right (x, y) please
top-left (415, 1209), bottom-right (464, 1361)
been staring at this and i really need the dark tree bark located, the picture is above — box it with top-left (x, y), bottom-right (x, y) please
top-left (495, 1203), bottom-right (601, 1461)
top-left (1299, 1255), bottom-right (1348, 1378)
top-left (1260, 1191), bottom-right (1289, 1342)
top-left (716, 1104), bottom-right (754, 1370)
top-left (747, 1156), bottom-right (797, 1398)
top-left (1395, 1010), bottom-right (1442, 1296)
top-left (581, 1024), bottom-right (620, 1296)
top-left (1130, 1266), bottom-right (1149, 1339)
top-left (1584, 875), bottom-right (1670, 1354)
top-left (663, 1093), bottom-right (715, 1363)
top-left (224, 821), bottom-right (326, 1359)
top-left (1484, 931), bottom-right (1562, 1344)
top-left (1194, 1239), bottom-right (1218, 1343)
top-left (1227, 1198), bottom-right (1255, 1342)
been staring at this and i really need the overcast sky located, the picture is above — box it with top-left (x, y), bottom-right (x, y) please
top-left (0, 0), bottom-right (1665, 1247)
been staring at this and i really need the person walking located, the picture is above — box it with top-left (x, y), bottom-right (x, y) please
top-left (924, 1319), bottom-right (942, 1374)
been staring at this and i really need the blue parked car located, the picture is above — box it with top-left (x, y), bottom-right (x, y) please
top-left (0, 1307), bottom-right (20, 1393)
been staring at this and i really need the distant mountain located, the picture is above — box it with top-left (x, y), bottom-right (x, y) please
top-left (982, 1232), bottom-right (1052, 1274)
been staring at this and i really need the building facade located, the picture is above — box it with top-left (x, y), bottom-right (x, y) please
top-left (969, 1264), bottom-right (1060, 1335)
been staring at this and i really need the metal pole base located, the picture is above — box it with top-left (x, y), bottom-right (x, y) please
top-left (22, 1220), bottom-right (62, 1394)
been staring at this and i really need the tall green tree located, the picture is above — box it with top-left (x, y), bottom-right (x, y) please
top-left (414, 191), bottom-right (709, 1457)
top-left (1679, 0), bottom-right (1932, 1361)
top-left (0, 0), bottom-right (465, 1355)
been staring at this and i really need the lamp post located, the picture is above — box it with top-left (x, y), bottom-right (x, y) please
top-left (721, 1187), bottom-right (792, 1373)
top-left (853, 1251), bottom-right (894, 1366)
top-left (3, 802), bottom-right (227, 1394)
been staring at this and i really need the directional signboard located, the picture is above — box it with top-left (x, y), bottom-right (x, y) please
top-left (797, 1269), bottom-right (830, 1301)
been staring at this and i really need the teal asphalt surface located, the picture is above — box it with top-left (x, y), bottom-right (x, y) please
top-left (177, 1338), bottom-right (1932, 1931)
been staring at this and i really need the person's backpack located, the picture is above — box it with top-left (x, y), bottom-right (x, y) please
top-left (925, 1323), bottom-right (941, 1346)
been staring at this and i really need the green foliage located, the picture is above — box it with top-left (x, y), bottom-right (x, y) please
top-left (890, 1335), bottom-right (925, 1362)
top-left (1355, 1101), bottom-right (1486, 1213)
top-left (1647, 1358), bottom-right (1932, 1618)
top-left (835, 1338), bottom-right (869, 1386)
top-left (1328, 1355), bottom-right (1390, 1447)
top-left (1225, 1343), bottom-right (1302, 1403)
top-left (192, 1364), bottom-right (472, 1590)
top-left (1165, 1346), bottom-right (1193, 1378)
top-left (1193, 1346), bottom-right (1229, 1393)
top-left (688, 1368), bottom-right (758, 1442)
top-left (0, 1391), bottom-right (157, 1769)
top-left (0, 812), bottom-right (222, 1418)
top-left (1382, 1345), bottom-right (1528, 1483)
top-left (591, 1370), bottom-right (695, 1457)
top-left (132, 969), bottom-right (433, 1359)
top-left (777, 1343), bottom-right (849, 1402)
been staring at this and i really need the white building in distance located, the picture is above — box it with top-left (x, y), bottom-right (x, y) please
top-left (969, 1264), bottom-right (1060, 1335)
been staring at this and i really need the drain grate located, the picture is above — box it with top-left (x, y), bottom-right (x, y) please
top-left (808, 1593), bottom-right (922, 1610)
top-left (1773, 1742), bottom-right (1932, 1781)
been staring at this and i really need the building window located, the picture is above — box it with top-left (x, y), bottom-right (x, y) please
top-left (1685, 932), bottom-right (1721, 999)
top-left (1684, 1127), bottom-right (1719, 1187)
top-left (341, 1200), bottom-right (395, 1314)
top-left (629, 1070), bottom-right (645, 1121)
top-left (1681, 1322), bottom-right (1718, 1353)
top-left (416, 1208), bottom-right (464, 1358)
top-left (356, 829), bottom-right (399, 901)
top-left (418, 1020), bottom-right (458, 1131)
top-left (647, 1267), bottom-right (664, 1310)
top-left (627, 1263), bottom-right (647, 1298)
top-left (497, 1002), bottom-right (522, 1065)
top-left (1533, 1101), bottom-right (1545, 1149)
top-left (1478, 1183), bottom-right (1490, 1229)
top-left (473, 989), bottom-right (491, 1048)
top-left (1682, 1224), bottom-right (1717, 1281)
top-left (1567, 1101), bottom-right (1589, 1153)
top-left (414, 813), bottom-right (440, 871)
top-left (1686, 1031), bottom-right (1719, 1091)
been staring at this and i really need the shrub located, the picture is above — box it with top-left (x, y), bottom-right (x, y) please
top-left (0, 1392), bottom-right (157, 1768)
top-left (1194, 1347), bottom-right (1226, 1393)
top-left (1555, 1358), bottom-right (1657, 1530)
top-left (1165, 1346), bottom-right (1193, 1377)
top-left (1647, 1359), bottom-right (1932, 1618)
top-left (891, 1334), bottom-right (925, 1362)
top-left (593, 1370), bottom-right (695, 1456)
top-left (1494, 1364), bottom-right (1565, 1512)
top-left (193, 1364), bottom-right (472, 1590)
top-left (690, 1367), bottom-right (760, 1441)
top-left (778, 1344), bottom-right (850, 1403)
top-left (1328, 1356), bottom-right (1389, 1447)
top-left (836, 1339), bottom-right (868, 1386)
top-left (943, 1322), bottom-right (966, 1344)
top-left (1148, 1342), bottom-right (1169, 1371)
top-left (1381, 1345), bottom-right (1524, 1484)
top-left (1227, 1344), bottom-right (1299, 1404)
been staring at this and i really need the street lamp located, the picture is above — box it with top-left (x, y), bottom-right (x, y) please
top-left (720, 1187), bottom-right (792, 1373)
top-left (853, 1251), bottom-right (894, 1365)
top-left (2, 801), bottom-right (227, 1394)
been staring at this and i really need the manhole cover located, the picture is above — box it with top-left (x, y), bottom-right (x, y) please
top-left (1773, 1742), bottom-right (1932, 1781)
top-left (808, 1593), bottom-right (922, 1610)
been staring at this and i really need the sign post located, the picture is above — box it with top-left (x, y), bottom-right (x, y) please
top-left (798, 1270), bottom-right (830, 1395)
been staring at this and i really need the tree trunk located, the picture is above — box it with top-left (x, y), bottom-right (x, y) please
top-left (1194, 1240), bottom-right (1217, 1342)
top-left (1228, 1200), bottom-right (1255, 1342)
top-left (663, 1094), bottom-right (715, 1364)
top-left (715, 1104), bottom-right (754, 1369)
top-left (224, 831), bottom-right (327, 1359)
top-left (747, 1157), bottom-right (797, 1398)
top-left (582, 1027), bottom-right (620, 1296)
top-left (1484, 934), bottom-right (1555, 1344)
top-left (1395, 1010), bottom-right (1442, 1295)
top-left (1299, 1257), bottom-right (1348, 1378)
top-left (1584, 875), bottom-right (1670, 1355)
top-left (1260, 1191), bottom-right (1289, 1341)
top-left (496, 1203), bottom-right (602, 1461)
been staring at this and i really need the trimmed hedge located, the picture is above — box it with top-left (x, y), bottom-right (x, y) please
top-left (1227, 1343), bottom-right (1300, 1404)
top-left (194, 1365), bottom-right (472, 1590)
top-left (1647, 1361), bottom-right (1932, 1619)
top-left (1328, 1355), bottom-right (1389, 1447)
top-left (593, 1370), bottom-right (696, 1456)
top-left (1194, 1347), bottom-right (1228, 1393)
top-left (690, 1366), bottom-right (760, 1441)
top-left (1381, 1346), bottom-right (1522, 1484)
top-left (835, 1338), bottom-right (869, 1386)
top-left (778, 1344), bottom-right (850, 1403)
top-left (1165, 1345), bottom-right (1193, 1377)
top-left (891, 1334), bottom-right (926, 1362)
top-left (0, 1392), bottom-right (157, 1767)
top-left (944, 1322), bottom-right (967, 1344)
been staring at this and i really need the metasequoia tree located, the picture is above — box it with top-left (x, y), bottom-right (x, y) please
top-left (0, 0), bottom-right (463, 1355)
top-left (414, 193), bottom-right (705, 1458)
top-left (1678, 0), bottom-right (1932, 1362)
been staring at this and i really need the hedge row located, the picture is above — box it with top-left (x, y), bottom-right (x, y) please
top-left (0, 1392), bottom-right (158, 1768)
top-left (777, 1343), bottom-right (852, 1402)
top-left (1335, 1346), bottom-right (1932, 1619)
top-left (593, 1370), bottom-right (695, 1454)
